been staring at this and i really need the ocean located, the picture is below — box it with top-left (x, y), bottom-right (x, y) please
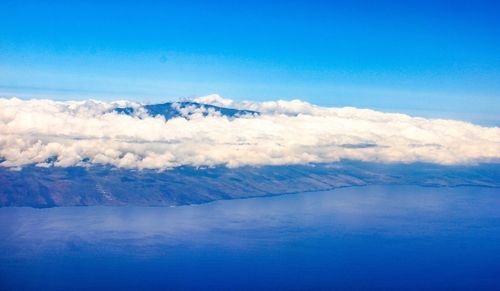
top-left (1, 185), bottom-right (500, 290)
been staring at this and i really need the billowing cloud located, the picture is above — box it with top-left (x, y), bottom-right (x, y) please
top-left (1, 95), bottom-right (499, 170)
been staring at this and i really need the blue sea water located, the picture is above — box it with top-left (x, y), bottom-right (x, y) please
top-left (1, 185), bottom-right (500, 290)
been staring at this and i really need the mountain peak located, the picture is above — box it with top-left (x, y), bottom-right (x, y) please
top-left (114, 101), bottom-right (259, 120)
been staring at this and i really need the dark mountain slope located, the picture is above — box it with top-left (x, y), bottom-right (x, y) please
top-left (1, 161), bottom-right (499, 208)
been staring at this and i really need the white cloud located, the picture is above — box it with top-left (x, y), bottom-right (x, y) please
top-left (0, 95), bottom-right (499, 170)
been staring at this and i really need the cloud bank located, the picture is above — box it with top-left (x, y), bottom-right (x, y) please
top-left (1, 95), bottom-right (499, 170)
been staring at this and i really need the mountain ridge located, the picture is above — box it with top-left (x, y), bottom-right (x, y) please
top-left (114, 101), bottom-right (259, 119)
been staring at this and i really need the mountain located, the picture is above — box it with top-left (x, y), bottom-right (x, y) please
top-left (1, 161), bottom-right (499, 208)
top-left (114, 101), bottom-right (258, 119)
top-left (1, 101), bottom-right (499, 208)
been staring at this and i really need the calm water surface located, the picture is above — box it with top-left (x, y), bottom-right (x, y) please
top-left (1, 185), bottom-right (500, 290)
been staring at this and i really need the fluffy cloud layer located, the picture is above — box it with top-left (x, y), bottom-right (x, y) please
top-left (1, 95), bottom-right (499, 170)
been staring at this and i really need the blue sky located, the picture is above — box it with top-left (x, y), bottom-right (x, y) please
top-left (1, 0), bottom-right (499, 124)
